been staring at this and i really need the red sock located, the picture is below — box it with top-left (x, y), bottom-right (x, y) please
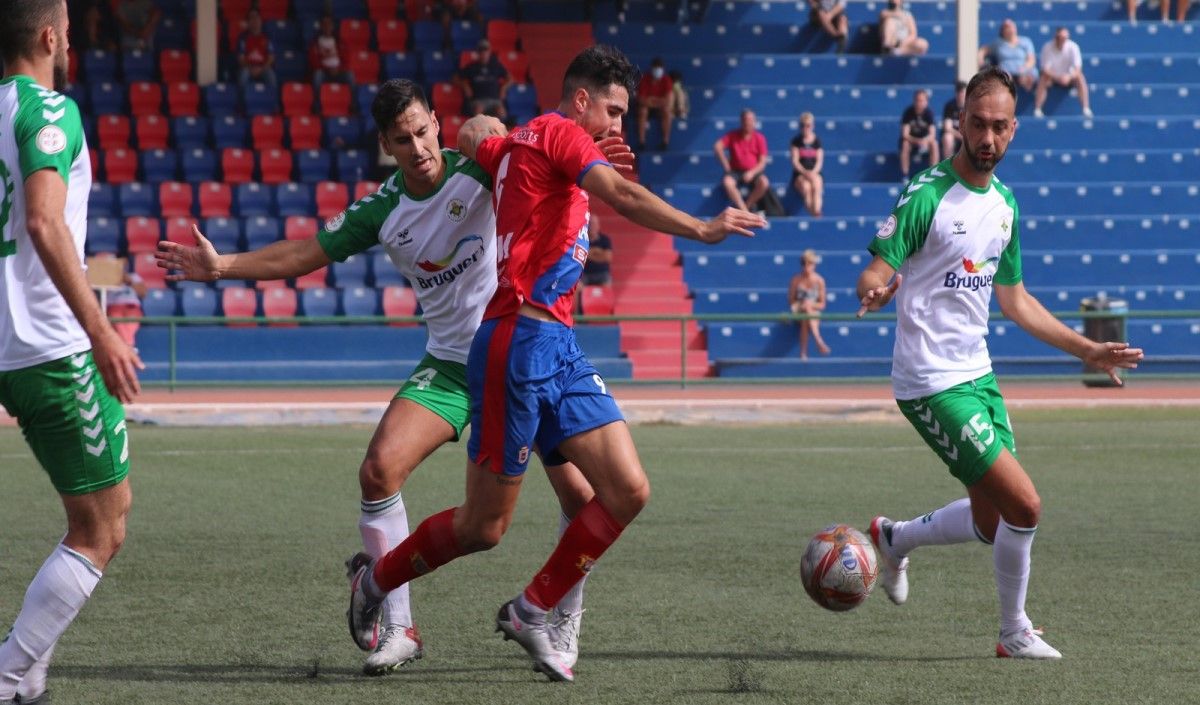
top-left (373, 507), bottom-right (462, 592)
top-left (523, 498), bottom-right (626, 610)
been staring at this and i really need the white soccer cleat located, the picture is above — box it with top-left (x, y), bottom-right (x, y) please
top-left (495, 599), bottom-right (574, 682)
top-left (869, 516), bottom-right (909, 605)
top-left (549, 607), bottom-right (584, 669)
top-left (345, 552), bottom-right (383, 652)
top-left (996, 627), bottom-right (1062, 660)
top-left (363, 624), bottom-right (424, 676)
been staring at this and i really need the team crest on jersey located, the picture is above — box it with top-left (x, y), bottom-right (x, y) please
top-left (876, 214), bottom-right (897, 240)
top-left (447, 198), bottom-right (466, 222)
top-left (517, 446), bottom-right (529, 464)
top-left (325, 210), bottom-right (346, 232)
top-left (1000, 218), bottom-right (1010, 234)
top-left (576, 554), bottom-right (597, 573)
top-left (36, 125), bottom-right (67, 155)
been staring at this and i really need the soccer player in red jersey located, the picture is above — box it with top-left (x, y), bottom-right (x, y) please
top-left (346, 45), bottom-right (765, 682)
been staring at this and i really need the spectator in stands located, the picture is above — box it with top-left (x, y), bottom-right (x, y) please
top-left (878, 0), bottom-right (928, 56)
top-left (978, 19), bottom-right (1037, 91)
top-left (714, 109), bottom-right (771, 214)
top-left (789, 250), bottom-right (831, 359)
top-left (1033, 27), bottom-right (1092, 118)
top-left (309, 15), bottom-right (353, 88)
top-left (106, 272), bottom-right (147, 347)
top-left (789, 112), bottom-right (825, 218)
top-left (116, 0), bottom-right (162, 52)
top-left (441, 0), bottom-right (482, 26)
top-left (71, 0), bottom-right (118, 52)
top-left (669, 69), bottom-right (690, 120)
top-left (636, 57), bottom-right (675, 151)
top-left (1127, 0), bottom-right (1191, 23)
top-left (941, 80), bottom-right (967, 159)
top-left (809, 0), bottom-right (850, 53)
top-left (236, 8), bottom-right (277, 88)
top-left (456, 39), bottom-right (511, 119)
top-left (899, 88), bottom-right (938, 181)
top-left (582, 214), bottom-right (613, 286)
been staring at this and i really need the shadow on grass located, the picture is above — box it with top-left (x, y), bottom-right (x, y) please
top-left (53, 662), bottom-right (512, 685)
top-left (585, 649), bottom-right (979, 663)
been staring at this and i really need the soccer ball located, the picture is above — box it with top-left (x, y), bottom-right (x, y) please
top-left (800, 524), bottom-right (878, 612)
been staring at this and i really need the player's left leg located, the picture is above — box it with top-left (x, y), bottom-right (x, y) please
top-left (1074, 72), bottom-right (1092, 117)
top-left (543, 463), bottom-right (595, 667)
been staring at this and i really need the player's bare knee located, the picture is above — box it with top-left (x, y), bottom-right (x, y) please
top-left (358, 454), bottom-right (408, 499)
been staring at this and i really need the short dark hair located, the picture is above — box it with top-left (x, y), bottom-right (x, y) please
top-left (0, 0), bottom-right (62, 66)
top-left (955, 80), bottom-right (968, 92)
top-left (371, 79), bottom-right (430, 133)
top-left (965, 66), bottom-right (1017, 106)
top-left (561, 44), bottom-right (638, 101)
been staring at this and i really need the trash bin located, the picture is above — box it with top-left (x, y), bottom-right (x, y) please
top-left (1080, 296), bottom-right (1127, 388)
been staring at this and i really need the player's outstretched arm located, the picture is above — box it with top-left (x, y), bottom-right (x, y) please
top-left (457, 115), bottom-right (507, 161)
top-left (155, 225), bottom-right (331, 282)
top-left (856, 256), bottom-right (902, 317)
top-left (996, 281), bottom-right (1144, 385)
top-left (580, 163), bottom-right (764, 244)
top-left (25, 170), bottom-right (144, 402)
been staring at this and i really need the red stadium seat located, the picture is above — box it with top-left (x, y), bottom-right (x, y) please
top-left (339, 19), bottom-right (372, 51)
top-left (382, 285), bottom-right (418, 325)
top-left (90, 149), bottom-right (99, 178)
top-left (284, 216), bottom-right (318, 240)
top-left (405, 0), bottom-right (435, 21)
top-left (294, 267), bottom-right (328, 289)
top-left (580, 284), bottom-right (615, 317)
top-left (251, 115), bottom-right (285, 149)
top-left (498, 50), bottom-right (529, 83)
top-left (97, 115), bottom-right (131, 150)
top-left (281, 81), bottom-right (314, 117)
top-left (354, 181), bottom-right (380, 200)
top-left (288, 115), bottom-right (322, 150)
top-left (158, 181), bottom-right (194, 217)
top-left (255, 278), bottom-right (288, 290)
top-left (315, 182), bottom-right (349, 218)
top-left (222, 0), bottom-right (252, 23)
top-left (261, 286), bottom-right (298, 326)
top-left (319, 83), bottom-right (352, 116)
top-left (347, 50), bottom-right (381, 85)
top-left (256, 0), bottom-right (289, 21)
top-left (221, 148), bottom-right (255, 184)
top-left (440, 114), bottom-right (464, 148)
top-left (124, 216), bottom-right (161, 253)
top-left (136, 115), bottom-right (170, 149)
top-left (221, 286), bottom-right (258, 326)
top-left (103, 148), bottom-right (139, 183)
top-left (376, 19), bottom-right (409, 52)
top-left (164, 216), bottom-right (198, 245)
top-left (457, 49), bottom-right (477, 70)
top-left (368, 0), bottom-right (400, 21)
top-left (197, 181), bottom-right (233, 217)
top-left (166, 81), bottom-right (201, 116)
top-left (259, 148), bottom-right (294, 184)
top-left (128, 81), bottom-right (163, 116)
top-left (159, 49), bottom-right (193, 83)
top-left (431, 82), bottom-right (463, 117)
top-left (132, 252), bottom-right (168, 288)
top-left (487, 19), bottom-right (518, 53)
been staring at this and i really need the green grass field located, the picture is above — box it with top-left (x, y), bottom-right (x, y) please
top-left (2, 408), bottom-right (1197, 704)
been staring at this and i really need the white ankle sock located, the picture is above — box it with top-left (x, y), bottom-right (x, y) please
top-left (0, 545), bottom-right (101, 699)
top-left (887, 497), bottom-right (979, 556)
top-left (555, 513), bottom-right (588, 614)
top-left (994, 519), bottom-right (1037, 635)
top-left (359, 492), bottom-right (412, 628)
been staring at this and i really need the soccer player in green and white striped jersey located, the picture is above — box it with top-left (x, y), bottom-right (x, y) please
top-left (855, 67), bottom-right (1143, 660)
top-left (0, 2), bottom-right (145, 702)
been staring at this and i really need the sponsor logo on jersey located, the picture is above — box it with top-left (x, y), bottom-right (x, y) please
top-left (447, 198), bottom-right (466, 223)
top-left (512, 128), bottom-right (539, 144)
top-left (325, 211), bottom-right (346, 232)
top-left (413, 235), bottom-right (486, 289)
top-left (943, 256), bottom-right (999, 291)
top-left (962, 256), bottom-right (999, 275)
top-left (391, 227), bottom-right (412, 247)
top-left (876, 214), bottom-right (897, 240)
top-left (952, 220), bottom-right (967, 236)
top-left (571, 244), bottom-right (588, 266)
top-left (417, 235), bottom-right (483, 272)
top-left (36, 125), bottom-right (67, 155)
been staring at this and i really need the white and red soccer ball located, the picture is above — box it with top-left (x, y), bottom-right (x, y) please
top-left (800, 524), bottom-right (878, 612)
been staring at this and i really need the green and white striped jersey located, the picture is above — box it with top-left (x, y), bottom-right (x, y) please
top-left (317, 149), bottom-right (496, 364)
top-left (0, 75), bottom-right (91, 371)
top-left (868, 159), bottom-right (1023, 400)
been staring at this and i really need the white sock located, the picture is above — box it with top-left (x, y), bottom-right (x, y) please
top-left (16, 644), bottom-right (53, 701)
top-left (0, 545), bottom-right (101, 699)
top-left (994, 520), bottom-right (1037, 635)
top-left (887, 497), bottom-right (980, 557)
top-left (555, 512), bottom-right (588, 615)
top-left (359, 492), bottom-right (412, 629)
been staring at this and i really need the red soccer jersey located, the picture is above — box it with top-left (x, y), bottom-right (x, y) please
top-left (474, 112), bottom-right (610, 326)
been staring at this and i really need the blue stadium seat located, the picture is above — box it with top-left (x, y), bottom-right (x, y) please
top-left (275, 182), bottom-right (314, 217)
top-left (355, 84), bottom-right (379, 116)
top-left (420, 50), bottom-right (455, 84)
top-left (89, 184), bottom-right (118, 218)
top-left (82, 50), bottom-right (118, 83)
top-left (244, 216), bottom-right (282, 249)
top-left (242, 82), bottom-right (280, 116)
top-left (325, 116), bottom-right (364, 148)
top-left (266, 20), bottom-right (304, 51)
top-left (172, 116), bottom-right (210, 149)
top-left (371, 251), bottom-right (406, 287)
top-left (340, 286), bottom-right (379, 316)
top-left (335, 150), bottom-right (369, 183)
top-left (382, 53), bottom-right (421, 82)
top-left (203, 82), bottom-right (239, 116)
top-left (296, 150), bottom-right (334, 183)
top-left (141, 288), bottom-right (178, 317)
top-left (504, 82), bottom-right (537, 123)
top-left (203, 217), bottom-right (243, 252)
top-left (140, 149), bottom-right (179, 183)
top-left (117, 182), bottom-right (156, 217)
top-left (236, 183), bottom-right (275, 217)
top-left (89, 82), bottom-right (125, 114)
top-left (330, 254), bottom-right (370, 288)
top-left (87, 217), bottom-right (122, 255)
top-left (300, 287), bottom-right (340, 317)
top-left (212, 116), bottom-right (249, 149)
top-left (121, 50), bottom-right (156, 82)
top-left (180, 148), bottom-right (218, 183)
top-left (411, 21), bottom-right (444, 52)
top-left (449, 21), bottom-right (483, 54)
top-left (157, 16), bottom-right (190, 49)
top-left (180, 286), bottom-right (220, 317)
top-left (276, 49), bottom-right (308, 83)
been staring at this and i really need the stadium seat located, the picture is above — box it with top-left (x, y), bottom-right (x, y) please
top-left (242, 82), bottom-right (280, 116)
top-left (141, 287), bottom-right (177, 315)
top-left (198, 182), bottom-right (233, 217)
top-left (300, 287), bottom-right (339, 317)
top-left (86, 217), bottom-right (121, 254)
top-left (244, 216), bottom-right (282, 249)
top-left (281, 81), bottom-right (315, 117)
top-left (284, 215), bottom-right (318, 240)
top-left (355, 181), bottom-right (381, 200)
top-left (319, 83), bottom-right (353, 116)
top-left (221, 286), bottom-right (258, 325)
top-left (449, 21), bottom-right (483, 54)
top-left (296, 149), bottom-right (333, 183)
top-left (580, 285), bottom-right (615, 317)
top-left (165, 217), bottom-right (198, 245)
top-left (222, 0), bottom-right (253, 24)
top-left (203, 82), bottom-right (239, 116)
top-left (262, 287), bottom-right (299, 326)
top-left (104, 148), bottom-right (139, 183)
top-left (382, 285), bottom-right (418, 324)
top-left (288, 115), bottom-right (323, 149)
top-left (376, 20), bottom-right (409, 53)
top-left (158, 182), bottom-right (193, 217)
top-left (122, 49), bottom-right (156, 81)
top-left (341, 286), bottom-right (379, 316)
top-left (347, 50), bottom-right (382, 85)
top-left (140, 149), bottom-right (178, 182)
top-left (212, 116), bottom-right (249, 149)
top-left (340, 18), bottom-right (372, 51)
top-left (118, 182), bottom-right (156, 217)
top-left (181, 148), bottom-right (218, 183)
top-left (266, 19), bottom-right (303, 51)
top-left (421, 50), bottom-right (455, 83)
top-left (431, 82), bottom-right (464, 117)
top-left (258, 0), bottom-right (290, 21)
top-left (136, 115), bottom-right (170, 149)
top-left (166, 81), bottom-right (201, 116)
top-left (275, 182), bottom-right (313, 217)
top-left (334, 149), bottom-right (369, 183)
top-left (355, 83), bottom-right (379, 116)
top-left (83, 50), bottom-right (118, 83)
top-left (440, 114), bottom-right (463, 148)
top-left (295, 266), bottom-right (329, 289)
top-left (504, 82), bottom-right (537, 121)
top-left (255, 278), bottom-right (289, 291)
top-left (406, 0), bottom-right (437, 21)
top-left (222, 148), bottom-right (256, 184)
top-left (128, 81), bottom-right (163, 116)
top-left (276, 49), bottom-right (308, 82)
top-left (324, 116), bottom-right (363, 148)
top-left (330, 255), bottom-right (370, 288)
top-left (90, 82), bottom-right (125, 114)
top-left (160, 49), bottom-right (193, 82)
top-left (368, 0), bottom-right (401, 21)
top-left (487, 19), bottom-right (518, 53)
top-left (371, 251), bottom-right (406, 286)
top-left (236, 183), bottom-right (274, 217)
top-left (124, 216), bottom-right (162, 254)
top-left (315, 182), bottom-right (349, 218)
top-left (157, 16), bottom-right (190, 50)
top-left (89, 184), bottom-right (117, 218)
top-left (411, 20), bottom-right (443, 52)
top-left (173, 116), bottom-right (208, 149)
top-left (97, 115), bottom-right (131, 150)
top-left (498, 49), bottom-right (529, 83)
top-left (134, 252), bottom-right (170, 288)
top-left (180, 286), bottom-right (220, 317)
top-left (203, 217), bottom-right (242, 252)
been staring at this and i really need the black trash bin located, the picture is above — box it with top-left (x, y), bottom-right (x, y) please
top-left (1080, 296), bottom-right (1128, 388)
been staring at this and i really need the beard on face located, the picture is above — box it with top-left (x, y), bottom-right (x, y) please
top-left (964, 137), bottom-right (1005, 173)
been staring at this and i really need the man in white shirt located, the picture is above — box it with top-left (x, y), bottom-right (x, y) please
top-left (1033, 27), bottom-right (1092, 118)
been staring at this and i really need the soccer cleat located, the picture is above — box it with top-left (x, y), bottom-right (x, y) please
top-left (996, 627), bottom-right (1062, 660)
top-left (495, 599), bottom-right (574, 682)
top-left (869, 516), bottom-right (909, 605)
top-left (345, 552), bottom-right (383, 652)
top-left (549, 607), bottom-right (584, 669)
top-left (16, 693), bottom-right (51, 704)
top-left (362, 624), bottom-right (424, 676)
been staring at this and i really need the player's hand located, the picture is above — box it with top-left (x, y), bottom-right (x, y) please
top-left (1081, 341), bottom-right (1144, 386)
top-left (856, 274), bottom-right (903, 317)
top-left (90, 327), bottom-right (144, 404)
top-left (597, 136), bottom-right (635, 173)
top-left (698, 207), bottom-right (765, 244)
top-left (155, 225), bottom-right (222, 282)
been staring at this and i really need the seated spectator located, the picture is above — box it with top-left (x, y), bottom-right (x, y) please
top-left (582, 214), bottom-right (613, 286)
top-left (899, 89), bottom-right (938, 181)
top-left (1034, 27), bottom-right (1092, 118)
top-left (455, 39), bottom-right (510, 119)
top-left (1127, 0), bottom-right (1191, 23)
top-left (636, 57), bottom-right (675, 151)
top-left (809, 0), bottom-right (849, 53)
top-left (714, 109), bottom-right (771, 214)
top-left (669, 69), bottom-right (690, 120)
top-left (116, 0), bottom-right (161, 51)
top-left (788, 250), bottom-right (830, 359)
top-left (106, 272), bottom-right (147, 347)
top-left (978, 19), bottom-right (1037, 91)
top-left (237, 9), bottom-right (277, 87)
top-left (309, 15), bottom-right (354, 88)
top-left (789, 112), bottom-right (824, 217)
top-left (941, 80), bottom-right (966, 159)
top-left (878, 0), bottom-right (928, 56)
top-left (71, 0), bottom-right (118, 52)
